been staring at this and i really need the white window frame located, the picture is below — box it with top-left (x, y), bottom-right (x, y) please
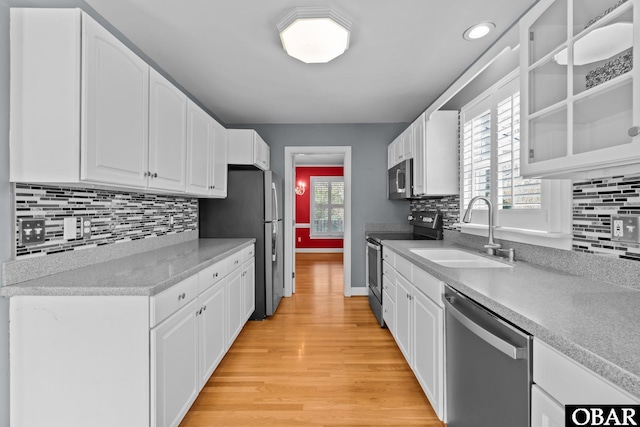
top-left (459, 69), bottom-right (572, 250)
top-left (310, 176), bottom-right (345, 238)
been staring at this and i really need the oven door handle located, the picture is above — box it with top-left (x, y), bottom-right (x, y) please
top-left (367, 242), bottom-right (381, 251)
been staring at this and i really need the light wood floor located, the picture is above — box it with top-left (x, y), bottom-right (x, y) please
top-left (179, 253), bottom-right (443, 426)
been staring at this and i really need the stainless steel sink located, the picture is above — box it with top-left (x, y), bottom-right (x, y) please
top-left (409, 249), bottom-right (512, 268)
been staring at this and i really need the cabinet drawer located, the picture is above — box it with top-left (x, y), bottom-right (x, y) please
top-left (226, 251), bottom-right (243, 272)
top-left (382, 247), bottom-right (395, 265)
top-left (198, 260), bottom-right (226, 294)
top-left (395, 255), bottom-right (411, 281)
top-left (150, 274), bottom-right (199, 327)
top-left (382, 275), bottom-right (395, 302)
top-left (533, 338), bottom-right (638, 405)
top-left (382, 260), bottom-right (396, 282)
top-left (242, 244), bottom-right (255, 263)
top-left (412, 267), bottom-right (444, 307)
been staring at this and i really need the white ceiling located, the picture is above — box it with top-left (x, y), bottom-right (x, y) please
top-left (84, 0), bottom-right (538, 125)
top-left (295, 153), bottom-right (345, 166)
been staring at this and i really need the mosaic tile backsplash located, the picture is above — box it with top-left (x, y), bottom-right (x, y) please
top-left (573, 174), bottom-right (640, 261)
top-left (410, 195), bottom-right (460, 230)
top-left (14, 184), bottom-right (198, 259)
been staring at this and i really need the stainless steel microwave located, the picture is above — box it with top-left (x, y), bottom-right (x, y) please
top-left (388, 159), bottom-right (413, 200)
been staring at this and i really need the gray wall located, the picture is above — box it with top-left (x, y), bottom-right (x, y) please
top-left (238, 123), bottom-right (410, 288)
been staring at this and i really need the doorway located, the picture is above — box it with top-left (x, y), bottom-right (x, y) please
top-left (283, 146), bottom-right (352, 297)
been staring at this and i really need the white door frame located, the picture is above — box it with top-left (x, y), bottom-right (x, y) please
top-left (284, 146), bottom-right (352, 297)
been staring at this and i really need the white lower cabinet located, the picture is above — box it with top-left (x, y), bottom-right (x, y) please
top-left (531, 338), bottom-right (640, 427)
top-left (395, 274), bottom-right (413, 365)
top-left (531, 384), bottom-right (564, 427)
top-left (151, 298), bottom-right (200, 427)
top-left (226, 267), bottom-right (243, 347)
top-left (9, 244), bottom-right (255, 427)
top-left (197, 279), bottom-right (227, 388)
top-left (412, 290), bottom-right (444, 418)
top-left (242, 258), bottom-right (256, 322)
top-left (382, 248), bottom-right (445, 421)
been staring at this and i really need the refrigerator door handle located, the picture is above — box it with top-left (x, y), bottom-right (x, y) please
top-left (271, 182), bottom-right (279, 220)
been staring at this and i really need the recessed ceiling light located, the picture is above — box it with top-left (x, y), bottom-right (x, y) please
top-left (277, 7), bottom-right (351, 64)
top-left (463, 22), bottom-right (496, 41)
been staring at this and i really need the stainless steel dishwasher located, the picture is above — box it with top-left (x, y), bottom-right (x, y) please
top-left (444, 286), bottom-right (531, 427)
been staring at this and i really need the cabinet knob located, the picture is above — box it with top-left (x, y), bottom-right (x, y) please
top-left (214, 272), bottom-right (218, 278)
top-left (178, 292), bottom-right (186, 300)
top-left (152, 172), bottom-right (158, 178)
top-left (628, 126), bottom-right (640, 137)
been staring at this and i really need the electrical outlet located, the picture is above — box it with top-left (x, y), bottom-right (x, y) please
top-left (19, 218), bottom-right (46, 245)
top-left (81, 217), bottom-right (92, 238)
top-left (611, 215), bottom-right (640, 243)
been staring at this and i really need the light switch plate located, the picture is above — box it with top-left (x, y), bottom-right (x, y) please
top-left (63, 217), bottom-right (77, 240)
top-left (611, 214), bottom-right (640, 243)
top-left (19, 218), bottom-right (46, 245)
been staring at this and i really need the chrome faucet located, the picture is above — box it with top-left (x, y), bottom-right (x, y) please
top-left (462, 196), bottom-right (501, 256)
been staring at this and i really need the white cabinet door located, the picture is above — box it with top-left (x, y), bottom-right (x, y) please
top-left (148, 68), bottom-right (187, 192)
top-left (387, 144), bottom-right (395, 169)
top-left (81, 13), bottom-right (149, 187)
top-left (209, 119), bottom-right (228, 198)
top-left (412, 114), bottom-right (426, 196)
top-left (151, 298), bottom-right (199, 427)
top-left (401, 127), bottom-right (413, 160)
top-left (186, 100), bottom-right (212, 196)
top-left (226, 267), bottom-right (243, 347)
top-left (242, 259), bottom-right (256, 322)
top-left (531, 385), bottom-right (564, 427)
top-left (412, 290), bottom-right (444, 419)
top-left (382, 288), bottom-right (395, 336)
top-left (395, 274), bottom-right (413, 364)
top-left (197, 280), bottom-right (226, 388)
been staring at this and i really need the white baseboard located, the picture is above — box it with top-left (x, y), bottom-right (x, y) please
top-left (349, 287), bottom-right (368, 297)
top-left (295, 248), bottom-right (344, 253)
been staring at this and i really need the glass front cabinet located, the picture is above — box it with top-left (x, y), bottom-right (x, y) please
top-left (520, 0), bottom-right (640, 178)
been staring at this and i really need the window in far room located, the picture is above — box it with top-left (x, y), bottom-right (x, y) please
top-left (310, 176), bottom-right (344, 238)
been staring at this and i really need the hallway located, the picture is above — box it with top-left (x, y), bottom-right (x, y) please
top-left (179, 253), bottom-right (442, 426)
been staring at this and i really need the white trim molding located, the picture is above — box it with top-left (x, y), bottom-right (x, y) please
top-left (285, 146), bottom-right (352, 297)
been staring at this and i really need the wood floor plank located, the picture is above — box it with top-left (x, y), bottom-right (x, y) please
top-left (179, 253), bottom-right (444, 427)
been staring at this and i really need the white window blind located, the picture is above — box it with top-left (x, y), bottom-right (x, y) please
top-left (496, 92), bottom-right (542, 211)
top-left (310, 177), bottom-right (344, 237)
top-left (461, 71), bottom-right (557, 233)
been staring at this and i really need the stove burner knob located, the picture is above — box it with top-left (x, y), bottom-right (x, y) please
top-left (408, 215), bottom-right (414, 221)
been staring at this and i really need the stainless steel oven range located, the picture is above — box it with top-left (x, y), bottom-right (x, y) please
top-left (366, 211), bottom-right (443, 327)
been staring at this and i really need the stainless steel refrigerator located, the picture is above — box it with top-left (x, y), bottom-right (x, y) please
top-left (199, 169), bottom-right (284, 320)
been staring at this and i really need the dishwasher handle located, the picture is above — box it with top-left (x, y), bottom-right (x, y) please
top-left (444, 295), bottom-right (527, 360)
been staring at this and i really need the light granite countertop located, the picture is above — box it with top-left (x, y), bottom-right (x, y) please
top-left (381, 239), bottom-right (640, 400)
top-left (0, 238), bottom-right (255, 297)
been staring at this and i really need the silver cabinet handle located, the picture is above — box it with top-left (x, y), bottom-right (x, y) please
top-left (629, 126), bottom-right (640, 137)
top-left (444, 295), bottom-right (526, 360)
top-left (152, 172), bottom-right (158, 178)
top-left (178, 292), bottom-right (186, 301)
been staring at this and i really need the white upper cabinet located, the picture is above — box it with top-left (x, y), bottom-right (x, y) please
top-left (81, 13), bottom-right (149, 187)
top-left (227, 129), bottom-right (270, 170)
top-left (520, 0), bottom-right (640, 178)
top-left (411, 111), bottom-right (458, 196)
top-left (387, 129), bottom-right (414, 168)
top-left (209, 119), bottom-right (228, 198)
top-left (186, 100), bottom-right (213, 196)
top-left (10, 8), bottom-right (227, 197)
top-left (148, 69), bottom-right (187, 192)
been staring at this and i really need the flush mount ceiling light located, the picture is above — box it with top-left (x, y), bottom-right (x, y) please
top-left (277, 7), bottom-right (352, 64)
top-left (463, 22), bottom-right (496, 40)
